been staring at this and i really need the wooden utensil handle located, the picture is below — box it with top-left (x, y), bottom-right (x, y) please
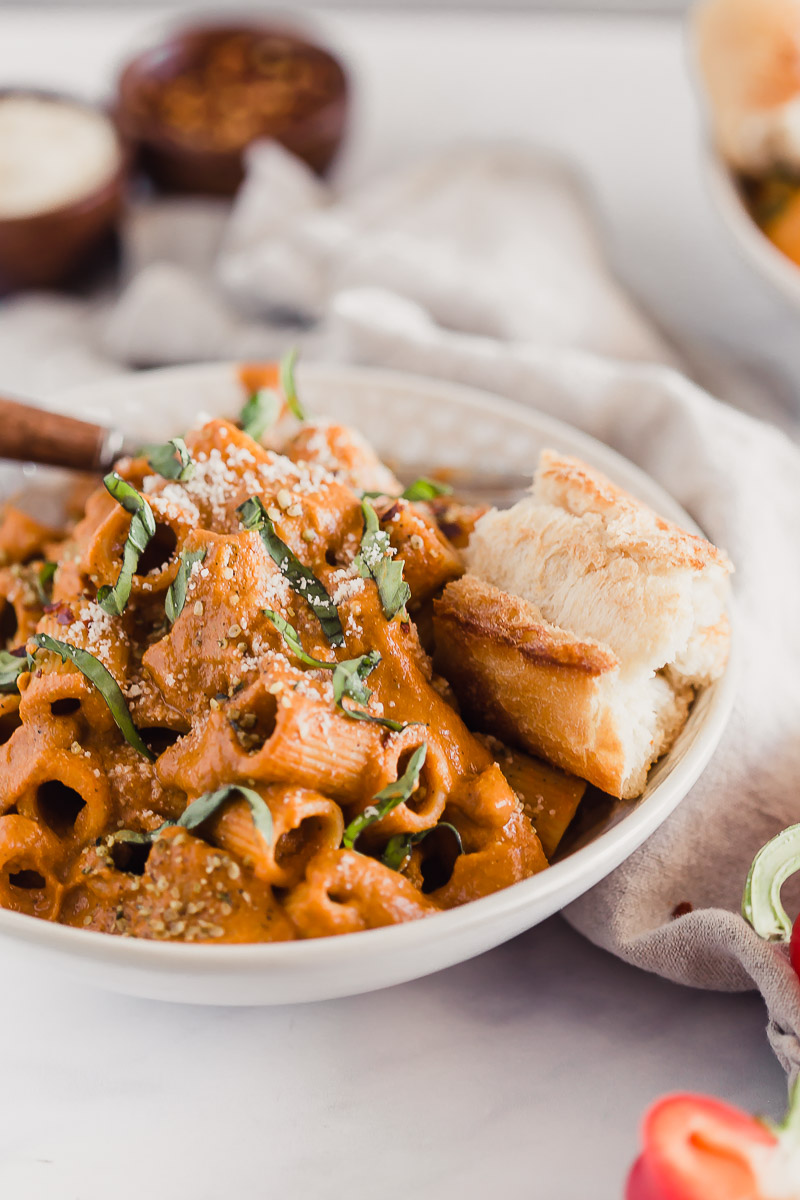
top-left (0, 396), bottom-right (122, 471)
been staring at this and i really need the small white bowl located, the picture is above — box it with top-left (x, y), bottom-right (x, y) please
top-left (0, 363), bottom-right (737, 1005)
top-left (705, 149), bottom-right (800, 309)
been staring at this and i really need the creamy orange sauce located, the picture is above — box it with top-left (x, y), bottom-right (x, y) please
top-left (0, 369), bottom-right (550, 943)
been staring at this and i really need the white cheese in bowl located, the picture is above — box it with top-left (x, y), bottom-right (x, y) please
top-left (0, 94), bottom-right (121, 220)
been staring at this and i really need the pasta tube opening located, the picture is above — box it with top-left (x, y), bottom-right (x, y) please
top-left (0, 598), bottom-right (17, 643)
top-left (232, 689), bottom-right (279, 753)
top-left (275, 817), bottom-right (331, 877)
top-left (84, 495), bottom-right (191, 600)
top-left (17, 754), bottom-right (111, 847)
top-left (404, 827), bottom-right (463, 894)
top-left (0, 815), bottom-right (62, 919)
top-left (210, 786), bottom-right (344, 888)
top-left (361, 732), bottom-right (450, 837)
top-left (137, 726), bottom-right (184, 758)
top-left (19, 664), bottom-right (116, 736)
top-left (136, 522), bottom-right (178, 577)
top-left (34, 780), bottom-right (86, 839)
top-left (285, 848), bottom-right (439, 938)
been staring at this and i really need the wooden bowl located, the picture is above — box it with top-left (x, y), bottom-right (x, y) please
top-left (116, 23), bottom-right (349, 196)
top-left (0, 92), bottom-right (126, 294)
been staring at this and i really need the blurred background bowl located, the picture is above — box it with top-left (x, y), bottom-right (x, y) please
top-left (0, 91), bottom-right (126, 294)
top-left (705, 149), bottom-right (800, 312)
top-left (116, 23), bottom-right (349, 196)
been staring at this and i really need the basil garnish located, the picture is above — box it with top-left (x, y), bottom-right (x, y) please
top-left (354, 499), bottom-right (410, 621)
top-left (401, 478), bottom-right (453, 502)
top-left (262, 607), bottom-right (334, 669)
top-left (342, 743), bottom-right (427, 850)
top-left (30, 634), bottom-right (154, 761)
top-left (37, 561), bottom-right (57, 604)
top-left (335, 706), bottom-right (406, 733)
top-left (263, 608), bottom-right (406, 732)
top-left (240, 388), bottom-right (282, 441)
top-left (112, 784), bottom-right (272, 856)
top-left (381, 822), bottom-right (463, 873)
top-left (97, 474), bottom-right (156, 617)
top-left (143, 438), bottom-right (194, 482)
top-left (280, 347), bottom-right (305, 421)
top-left (331, 652), bottom-right (379, 708)
top-left (165, 547), bottom-right (207, 625)
top-left (238, 496), bottom-right (343, 646)
top-left (172, 784), bottom-right (273, 844)
top-left (0, 648), bottom-right (28, 693)
top-left (332, 655), bottom-right (406, 731)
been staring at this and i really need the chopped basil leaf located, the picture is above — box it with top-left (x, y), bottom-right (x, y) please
top-left (96, 474), bottom-right (157, 616)
top-left (381, 821), bottom-right (463, 873)
top-left (329, 650), bottom-right (408, 730)
top-left (37, 561), bottom-right (57, 604)
top-left (262, 608), bottom-right (405, 730)
top-left (401, 478), bottom-right (454, 502)
top-left (280, 347), bottom-right (305, 421)
top-left (30, 633), bottom-right (154, 760)
top-left (111, 784), bottom-right (272, 860)
top-left (354, 499), bottom-right (410, 621)
top-left (143, 438), bottom-right (194, 481)
top-left (0, 648), bottom-right (28, 693)
top-left (331, 651), bottom-right (379, 707)
top-left (165, 547), bottom-right (207, 625)
top-left (238, 496), bottom-right (343, 646)
top-left (262, 607), bottom-right (335, 669)
top-left (334, 705), bottom-right (407, 734)
top-left (173, 784), bottom-right (273, 845)
top-left (240, 388), bottom-right (282, 441)
top-left (342, 743), bottom-right (427, 849)
top-left (330, 650), bottom-right (407, 731)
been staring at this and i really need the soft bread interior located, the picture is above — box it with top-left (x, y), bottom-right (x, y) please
top-left (437, 451), bottom-right (732, 799)
top-left (464, 450), bottom-right (732, 684)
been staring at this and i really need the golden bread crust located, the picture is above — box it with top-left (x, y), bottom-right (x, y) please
top-left (434, 576), bottom-right (633, 796)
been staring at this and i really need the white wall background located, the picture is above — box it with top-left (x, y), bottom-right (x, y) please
top-left (0, 1), bottom-right (693, 10)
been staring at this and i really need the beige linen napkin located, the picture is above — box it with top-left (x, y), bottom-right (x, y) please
top-left (1, 142), bottom-right (799, 1071)
top-left (330, 289), bottom-right (800, 1075)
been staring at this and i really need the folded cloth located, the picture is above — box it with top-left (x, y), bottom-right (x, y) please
top-left (103, 142), bottom-right (677, 367)
top-left (1, 141), bottom-right (799, 1071)
top-left (329, 286), bottom-right (800, 1076)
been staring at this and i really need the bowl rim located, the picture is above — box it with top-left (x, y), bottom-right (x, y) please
top-left (704, 147), bottom-right (800, 305)
top-left (0, 361), bottom-right (737, 974)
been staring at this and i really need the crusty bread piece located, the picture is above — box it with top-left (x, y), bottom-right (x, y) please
top-left (465, 450), bottom-right (732, 687)
top-left (694, 0), bottom-right (800, 173)
top-left (433, 451), bottom-right (732, 800)
top-left (434, 576), bottom-right (692, 800)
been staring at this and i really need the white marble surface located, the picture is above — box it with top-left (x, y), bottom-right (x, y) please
top-left (0, 8), bottom-right (792, 1197)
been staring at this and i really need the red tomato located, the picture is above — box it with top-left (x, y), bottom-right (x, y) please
top-left (626, 1094), bottom-right (778, 1200)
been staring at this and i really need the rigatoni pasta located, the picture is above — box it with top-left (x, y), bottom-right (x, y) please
top-left (0, 355), bottom-right (593, 945)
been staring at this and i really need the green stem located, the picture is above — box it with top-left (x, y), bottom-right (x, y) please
top-left (742, 823), bottom-right (800, 942)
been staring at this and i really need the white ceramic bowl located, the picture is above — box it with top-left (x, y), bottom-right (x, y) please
top-left (0, 363), bottom-right (736, 1005)
top-left (705, 150), bottom-right (800, 310)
